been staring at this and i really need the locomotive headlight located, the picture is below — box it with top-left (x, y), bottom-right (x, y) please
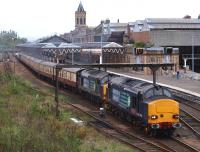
top-left (173, 114), bottom-right (179, 119)
top-left (151, 115), bottom-right (158, 120)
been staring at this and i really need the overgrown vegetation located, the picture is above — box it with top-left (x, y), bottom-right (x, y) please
top-left (0, 72), bottom-right (134, 152)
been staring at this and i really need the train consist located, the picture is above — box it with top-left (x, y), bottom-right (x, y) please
top-left (17, 53), bottom-right (181, 136)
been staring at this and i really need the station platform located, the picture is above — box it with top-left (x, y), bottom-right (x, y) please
top-left (38, 58), bottom-right (200, 96)
top-left (109, 69), bottom-right (200, 96)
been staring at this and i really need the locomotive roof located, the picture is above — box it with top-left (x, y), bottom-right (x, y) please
top-left (110, 76), bottom-right (154, 93)
top-left (81, 69), bottom-right (109, 80)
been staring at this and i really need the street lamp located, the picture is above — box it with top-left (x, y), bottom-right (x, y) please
top-left (192, 35), bottom-right (194, 72)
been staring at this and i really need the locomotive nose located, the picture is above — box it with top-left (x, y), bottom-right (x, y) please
top-left (148, 99), bottom-right (180, 125)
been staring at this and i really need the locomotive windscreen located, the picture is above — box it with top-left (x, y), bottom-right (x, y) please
top-left (144, 88), bottom-right (172, 99)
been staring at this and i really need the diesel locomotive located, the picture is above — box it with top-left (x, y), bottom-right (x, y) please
top-left (17, 53), bottom-right (181, 136)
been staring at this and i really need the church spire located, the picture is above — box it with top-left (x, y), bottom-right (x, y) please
top-left (77, 1), bottom-right (85, 12)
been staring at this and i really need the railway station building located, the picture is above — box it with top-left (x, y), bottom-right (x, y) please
top-left (128, 18), bottom-right (200, 72)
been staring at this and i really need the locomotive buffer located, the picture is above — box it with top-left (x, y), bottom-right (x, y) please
top-left (54, 63), bottom-right (173, 117)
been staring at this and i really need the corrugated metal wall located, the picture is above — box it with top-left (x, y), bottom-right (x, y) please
top-left (150, 30), bottom-right (200, 46)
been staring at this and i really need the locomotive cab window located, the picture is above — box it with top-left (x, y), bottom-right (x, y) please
top-left (163, 89), bottom-right (172, 98)
top-left (144, 88), bottom-right (172, 99)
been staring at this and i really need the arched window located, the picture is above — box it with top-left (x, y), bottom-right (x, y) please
top-left (80, 18), bottom-right (83, 24)
top-left (77, 18), bottom-right (79, 24)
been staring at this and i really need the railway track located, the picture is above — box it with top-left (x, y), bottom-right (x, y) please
top-left (171, 137), bottom-right (200, 152)
top-left (172, 89), bottom-right (200, 105)
top-left (171, 88), bottom-right (200, 138)
top-left (180, 107), bottom-right (200, 137)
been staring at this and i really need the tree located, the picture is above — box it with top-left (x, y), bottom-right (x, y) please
top-left (0, 30), bottom-right (27, 50)
top-left (133, 41), bottom-right (146, 48)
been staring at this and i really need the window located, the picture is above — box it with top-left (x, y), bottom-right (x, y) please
top-left (83, 78), bottom-right (89, 88)
top-left (163, 89), bottom-right (172, 97)
top-left (145, 89), bottom-right (153, 98)
top-left (84, 18), bottom-right (86, 24)
top-left (80, 18), bottom-right (83, 24)
top-left (63, 71), bottom-right (67, 79)
top-left (153, 88), bottom-right (163, 96)
top-left (112, 89), bottom-right (120, 102)
top-left (77, 18), bottom-right (79, 24)
top-left (145, 88), bottom-right (172, 99)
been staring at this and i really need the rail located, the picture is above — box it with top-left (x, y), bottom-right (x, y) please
top-left (180, 108), bottom-right (200, 138)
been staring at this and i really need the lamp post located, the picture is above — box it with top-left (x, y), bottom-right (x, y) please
top-left (192, 35), bottom-right (194, 72)
top-left (100, 25), bottom-right (103, 64)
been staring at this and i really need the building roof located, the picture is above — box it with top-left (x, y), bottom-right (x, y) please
top-left (39, 35), bottom-right (70, 44)
top-left (129, 18), bottom-right (200, 32)
top-left (58, 43), bottom-right (80, 48)
top-left (103, 42), bottom-right (123, 48)
top-left (146, 18), bottom-right (200, 30)
top-left (77, 2), bottom-right (85, 12)
top-left (74, 42), bottom-right (109, 49)
top-left (146, 18), bottom-right (200, 24)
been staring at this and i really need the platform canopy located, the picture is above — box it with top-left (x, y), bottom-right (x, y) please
top-left (42, 43), bottom-right (81, 57)
top-left (102, 42), bottom-right (125, 54)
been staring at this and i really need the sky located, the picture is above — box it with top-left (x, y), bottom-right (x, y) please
top-left (0, 0), bottom-right (200, 41)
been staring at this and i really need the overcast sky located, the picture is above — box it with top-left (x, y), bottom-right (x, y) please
top-left (0, 0), bottom-right (199, 41)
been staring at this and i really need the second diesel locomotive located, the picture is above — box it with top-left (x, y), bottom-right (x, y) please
top-left (17, 53), bottom-right (181, 136)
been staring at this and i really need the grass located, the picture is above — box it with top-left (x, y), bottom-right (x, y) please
top-left (0, 71), bottom-right (134, 152)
